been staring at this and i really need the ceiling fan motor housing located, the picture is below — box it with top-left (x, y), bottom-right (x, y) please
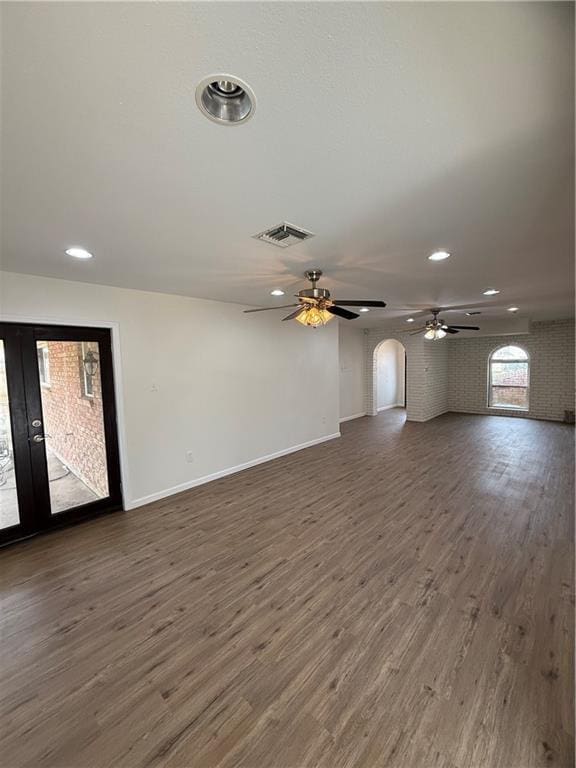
top-left (299, 287), bottom-right (331, 300)
top-left (300, 269), bottom-right (331, 301)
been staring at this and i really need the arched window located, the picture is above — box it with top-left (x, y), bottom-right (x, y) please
top-left (488, 345), bottom-right (529, 410)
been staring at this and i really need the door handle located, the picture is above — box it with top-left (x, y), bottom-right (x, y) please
top-left (32, 434), bottom-right (51, 443)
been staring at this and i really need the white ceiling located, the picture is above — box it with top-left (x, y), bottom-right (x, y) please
top-left (1, 2), bottom-right (573, 328)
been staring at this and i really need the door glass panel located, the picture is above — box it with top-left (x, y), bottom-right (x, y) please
top-left (0, 340), bottom-right (20, 529)
top-left (36, 340), bottom-right (109, 514)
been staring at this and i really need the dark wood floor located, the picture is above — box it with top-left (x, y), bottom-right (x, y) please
top-left (1, 410), bottom-right (573, 768)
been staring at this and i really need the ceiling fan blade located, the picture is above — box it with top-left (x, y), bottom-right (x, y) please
top-left (447, 325), bottom-right (480, 330)
top-left (443, 327), bottom-right (459, 334)
top-left (282, 307), bottom-right (306, 322)
top-left (327, 306), bottom-right (360, 320)
top-left (244, 304), bottom-right (299, 313)
top-left (409, 327), bottom-right (427, 335)
top-left (333, 300), bottom-right (387, 307)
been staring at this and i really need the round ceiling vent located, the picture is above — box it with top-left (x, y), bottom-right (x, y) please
top-left (195, 75), bottom-right (255, 125)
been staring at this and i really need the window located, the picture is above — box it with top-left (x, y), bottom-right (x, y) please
top-left (81, 342), bottom-right (94, 397)
top-left (37, 344), bottom-right (50, 386)
top-left (488, 345), bottom-right (529, 410)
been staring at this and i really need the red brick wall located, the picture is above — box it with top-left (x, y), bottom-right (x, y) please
top-left (39, 341), bottom-right (108, 496)
top-left (490, 386), bottom-right (528, 408)
top-left (490, 360), bottom-right (529, 408)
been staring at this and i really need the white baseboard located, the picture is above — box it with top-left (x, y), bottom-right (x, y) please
top-left (377, 403), bottom-right (403, 412)
top-left (126, 432), bottom-right (341, 510)
top-left (339, 412), bottom-right (366, 423)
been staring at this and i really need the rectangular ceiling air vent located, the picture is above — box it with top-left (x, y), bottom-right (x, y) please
top-left (253, 222), bottom-right (315, 248)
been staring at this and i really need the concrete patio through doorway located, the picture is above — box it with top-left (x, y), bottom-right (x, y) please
top-left (0, 448), bottom-right (98, 529)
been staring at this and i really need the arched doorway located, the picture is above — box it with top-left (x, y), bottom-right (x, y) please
top-left (364, 329), bottom-right (439, 422)
top-left (375, 339), bottom-right (406, 413)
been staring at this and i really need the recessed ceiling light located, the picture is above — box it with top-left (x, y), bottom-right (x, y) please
top-left (65, 247), bottom-right (93, 259)
top-left (359, 307), bottom-right (370, 313)
top-left (195, 75), bottom-right (255, 125)
top-left (270, 289), bottom-right (285, 296)
top-left (406, 317), bottom-right (415, 323)
top-left (428, 250), bottom-right (450, 261)
top-left (483, 288), bottom-right (500, 296)
top-left (508, 306), bottom-right (519, 312)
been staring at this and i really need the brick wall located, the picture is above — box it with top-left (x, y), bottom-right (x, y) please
top-left (448, 320), bottom-right (575, 422)
top-left (359, 319), bottom-right (574, 424)
top-left (40, 341), bottom-right (108, 495)
top-left (421, 339), bottom-right (449, 420)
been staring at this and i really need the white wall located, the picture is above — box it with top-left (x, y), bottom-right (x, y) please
top-left (0, 271), bottom-right (340, 508)
top-left (376, 339), bottom-right (405, 410)
top-left (338, 325), bottom-right (365, 421)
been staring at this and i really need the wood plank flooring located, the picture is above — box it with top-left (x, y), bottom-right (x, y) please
top-left (1, 410), bottom-right (573, 768)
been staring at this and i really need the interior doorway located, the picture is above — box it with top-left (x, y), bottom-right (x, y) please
top-left (0, 323), bottom-right (122, 545)
top-left (375, 339), bottom-right (406, 412)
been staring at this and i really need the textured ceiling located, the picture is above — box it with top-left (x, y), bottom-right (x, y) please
top-left (1, 2), bottom-right (573, 327)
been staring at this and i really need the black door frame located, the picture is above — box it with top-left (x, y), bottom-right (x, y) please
top-left (0, 323), bottom-right (123, 546)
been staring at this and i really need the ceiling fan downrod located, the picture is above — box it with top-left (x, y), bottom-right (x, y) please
top-left (301, 269), bottom-right (330, 301)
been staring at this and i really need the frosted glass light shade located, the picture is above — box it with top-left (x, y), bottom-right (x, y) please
top-left (424, 327), bottom-right (447, 340)
top-left (295, 307), bottom-right (333, 327)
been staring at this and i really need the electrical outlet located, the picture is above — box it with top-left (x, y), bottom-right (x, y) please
top-left (185, 451), bottom-right (194, 463)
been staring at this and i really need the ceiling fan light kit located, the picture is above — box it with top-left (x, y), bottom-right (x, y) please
top-left (424, 327), bottom-right (447, 340)
top-left (295, 306), bottom-right (333, 327)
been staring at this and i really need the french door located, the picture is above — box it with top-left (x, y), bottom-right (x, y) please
top-left (0, 323), bottom-right (122, 545)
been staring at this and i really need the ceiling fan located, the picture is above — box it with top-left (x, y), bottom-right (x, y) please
top-left (244, 270), bottom-right (386, 327)
top-left (410, 308), bottom-right (480, 340)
